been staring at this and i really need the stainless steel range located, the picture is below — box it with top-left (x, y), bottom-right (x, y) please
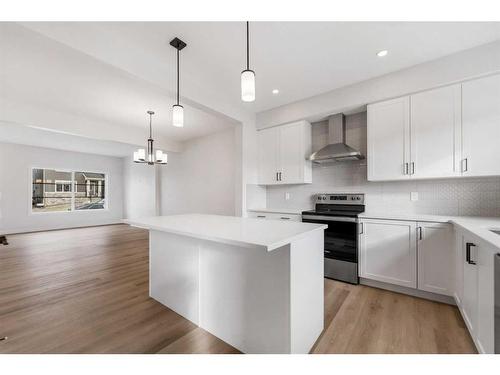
top-left (302, 193), bottom-right (365, 284)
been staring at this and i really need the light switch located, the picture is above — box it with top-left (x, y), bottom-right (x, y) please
top-left (285, 192), bottom-right (291, 201)
top-left (410, 192), bottom-right (418, 201)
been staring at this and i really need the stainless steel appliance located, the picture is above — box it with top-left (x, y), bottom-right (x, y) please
top-left (302, 193), bottom-right (365, 284)
top-left (308, 114), bottom-right (364, 163)
top-left (495, 253), bottom-right (500, 353)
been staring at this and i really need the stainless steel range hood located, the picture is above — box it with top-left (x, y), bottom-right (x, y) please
top-left (309, 113), bottom-right (364, 163)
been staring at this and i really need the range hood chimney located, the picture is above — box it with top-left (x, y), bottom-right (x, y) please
top-left (309, 113), bottom-right (364, 163)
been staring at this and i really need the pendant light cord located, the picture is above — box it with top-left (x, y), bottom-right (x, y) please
top-left (246, 21), bottom-right (249, 70)
top-left (149, 112), bottom-right (153, 139)
top-left (177, 48), bottom-right (180, 105)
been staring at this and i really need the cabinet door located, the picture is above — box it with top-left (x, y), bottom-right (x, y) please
top-left (410, 85), bottom-right (461, 179)
top-left (279, 122), bottom-right (304, 184)
top-left (367, 97), bottom-right (411, 181)
top-left (257, 127), bottom-right (279, 185)
top-left (359, 219), bottom-right (417, 288)
top-left (454, 228), bottom-right (464, 306)
top-left (462, 74), bottom-right (500, 177)
top-left (417, 222), bottom-right (454, 295)
top-left (476, 242), bottom-right (496, 353)
top-left (461, 235), bottom-right (478, 336)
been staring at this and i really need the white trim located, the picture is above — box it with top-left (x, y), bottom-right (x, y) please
top-left (360, 278), bottom-right (456, 305)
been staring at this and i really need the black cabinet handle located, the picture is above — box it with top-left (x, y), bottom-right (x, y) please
top-left (280, 217), bottom-right (290, 220)
top-left (417, 227), bottom-right (423, 240)
top-left (466, 242), bottom-right (476, 265)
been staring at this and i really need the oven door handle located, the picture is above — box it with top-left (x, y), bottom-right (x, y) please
top-left (302, 215), bottom-right (358, 223)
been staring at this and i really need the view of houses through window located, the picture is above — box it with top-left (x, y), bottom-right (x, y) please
top-left (32, 168), bottom-right (106, 213)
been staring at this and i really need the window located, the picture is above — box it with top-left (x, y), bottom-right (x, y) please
top-left (74, 171), bottom-right (106, 210)
top-left (32, 169), bottom-right (106, 213)
top-left (56, 181), bottom-right (72, 193)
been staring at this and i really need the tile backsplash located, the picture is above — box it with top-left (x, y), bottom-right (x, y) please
top-left (265, 112), bottom-right (500, 217)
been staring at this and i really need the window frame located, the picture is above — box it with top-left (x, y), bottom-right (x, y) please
top-left (29, 167), bottom-right (109, 215)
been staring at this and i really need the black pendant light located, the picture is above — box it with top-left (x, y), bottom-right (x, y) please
top-left (133, 111), bottom-right (167, 165)
top-left (241, 21), bottom-right (255, 102)
top-left (170, 37), bottom-right (187, 127)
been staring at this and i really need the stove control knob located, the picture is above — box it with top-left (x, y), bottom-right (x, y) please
top-left (322, 196), bottom-right (327, 200)
top-left (357, 197), bottom-right (361, 200)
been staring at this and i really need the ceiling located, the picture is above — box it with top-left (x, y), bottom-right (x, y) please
top-left (1, 21), bottom-right (499, 152)
top-left (0, 23), bottom-right (237, 145)
top-left (0, 122), bottom-right (138, 157)
top-left (20, 21), bottom-right (500, 114)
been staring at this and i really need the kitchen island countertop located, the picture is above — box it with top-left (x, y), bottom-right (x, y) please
top-left (126, 213), bottom-right (326, 252)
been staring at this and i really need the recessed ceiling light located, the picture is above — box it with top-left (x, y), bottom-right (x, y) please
top-left (272, 89), bottom-right (279, 95)
top-left (377, 50), bottom-right (388, 57)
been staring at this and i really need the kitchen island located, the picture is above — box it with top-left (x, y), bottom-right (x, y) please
top-left (126, 214), bottom-right (327, 354)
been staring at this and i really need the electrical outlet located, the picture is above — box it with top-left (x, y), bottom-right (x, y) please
top-left (410, 192), bottom-right (419, 201)
top-left (285, 192), bottom-right (291, 201)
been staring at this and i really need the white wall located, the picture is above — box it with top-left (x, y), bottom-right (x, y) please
top-left (160, 128), bottom-right (237, 216)
top-left (122, 154), bottom-right (158, 220)
top-left (0, 142), bottom-right (124, 234)
top-left (257, 40), bottom-right (500, 128)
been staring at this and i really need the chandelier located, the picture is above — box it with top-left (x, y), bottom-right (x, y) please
top-left (133, 111), bottom-right (168, 165)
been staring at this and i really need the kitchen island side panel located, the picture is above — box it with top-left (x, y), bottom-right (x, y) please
top-left (290, 230), bottom-right (324, 353)
top-left (149, 230), bottom-right (200, 325)
top-left (199, 241), bottom-right (291, 354)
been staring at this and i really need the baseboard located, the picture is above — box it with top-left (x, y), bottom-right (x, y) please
top-left (359, 278), bottom-right (456, 305)
top-left (4, 221), bottom-right (125, 236)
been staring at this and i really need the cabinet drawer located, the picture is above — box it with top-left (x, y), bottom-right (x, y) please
top-left (266, 213), bottom-right (301, 222)
top-left (248, 212), bottom-right (301, 222)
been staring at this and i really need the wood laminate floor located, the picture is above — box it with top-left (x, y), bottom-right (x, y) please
top-left (0, 224), bottom-right (476, 354)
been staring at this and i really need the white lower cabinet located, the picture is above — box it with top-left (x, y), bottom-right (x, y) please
top-left (360, 218), bottom-right (497, 353)
top-left (455, 229), bottom-right (496, 354)
top-left (417, 222), bottom-right (454, 296)
top-left (359, 219), bottom-right (417, 288)
top-left (360, 219), bottom-right (453, 294)
top-left (476, 241), bottom-right (496, 354)
top-left (247, 211), bottom-right (301, 222)
top-left (460, 233), bottom-right (478, 336)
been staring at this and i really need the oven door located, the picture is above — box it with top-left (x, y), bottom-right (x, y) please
top-left (302, 215), bottom-right (358, 263)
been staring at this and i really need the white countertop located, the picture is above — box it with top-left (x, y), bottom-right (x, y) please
top-left (450, 217), bottom-right (500, 250)
top-left (126, 214), bottom-right (327, 252)
top-left (247, 207), bottom-right (308, 215)
top-left (360, 212), bottom-right (451, 223)
top-left (360, 212), bottom-right (500, 250)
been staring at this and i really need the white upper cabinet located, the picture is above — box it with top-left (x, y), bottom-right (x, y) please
top-left (257, 121), bottom-right (312, 185)
top-left (359, 219), bottom-right (417, 288)
top-left (258, 126), bottom-right (280, 185)
top-left (410, 85), bottom-right (461, 179)
top-left (367, 74), bottom-right (500, 181)
top-left (416, 222), bottom-right (454, 296)
top-left (462, 74), bottom-right (500, 177)
top-left (367, 97), bottom-right (410, 181)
